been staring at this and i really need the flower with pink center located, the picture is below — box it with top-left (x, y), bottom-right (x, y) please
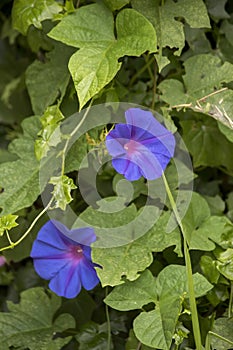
top-left (106, 108), bottom-right (176, 181)
top-left (30, 220), bottom-right (100, 298)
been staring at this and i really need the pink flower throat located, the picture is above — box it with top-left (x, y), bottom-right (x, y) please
top-left (124, 139), bottom-right (140, 155)
top-left (69, 245), bottom-right (84, 261)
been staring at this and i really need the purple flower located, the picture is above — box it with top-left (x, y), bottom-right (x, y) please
top-left (30, 220), bottom-right (100, 298)
top-left (0, 256), bottom-right (6, 267)
top-left (106, 108), bottom-right (175, 181)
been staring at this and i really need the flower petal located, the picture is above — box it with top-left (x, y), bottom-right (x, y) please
top-left (79, 259), bottom-right (100, 290)
top-left (125, 108), bottom-right (171, 138)
top-left (33, 252), bottom-right (69, 280)
top-left (112, 158), bottom-right (142, 181)
top-left (131, 146), bottom-right (164, 180)
top-left (106, 124), bottom-right (132, 157)
top-left (68, 227), bottom-right (96, 246)
top-left (31, 220), bottom-right (69, 252)
top-left (49, 261), bottom-right (82, 298)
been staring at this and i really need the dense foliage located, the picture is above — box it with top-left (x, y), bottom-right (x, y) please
top-left (1, 0), bottom-right (233, 349)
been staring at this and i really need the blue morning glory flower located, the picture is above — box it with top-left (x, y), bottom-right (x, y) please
top-left (30, 220), bottom-right (100, 298)
top-left (106, 108), bottom-right (176, 181)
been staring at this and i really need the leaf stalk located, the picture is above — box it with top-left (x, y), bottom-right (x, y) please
top-left (162, 173), bottom-right (202, 350)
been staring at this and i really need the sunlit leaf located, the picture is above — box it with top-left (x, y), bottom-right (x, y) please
top-left (0, 214), bottom-right (18, 236)
top-left (12, 0), bottom-right (63, 35)
top-left (50, 175), bottom-right (77, 211)
top-left (49, 3), bottom-right (157, 108)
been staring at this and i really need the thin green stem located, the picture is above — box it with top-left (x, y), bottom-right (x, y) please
top-left (129, 56), bottom-right (154, 87)
top-left (0, 197), bottom-right (54, 252)
top-left (205, 332), bottom-right (210, 350)
top-left (61, 100), bottom-right (93, 175)
top-left (151, 59), bottom-right (157, 111)
top-left (208, 331), bottom-right (233, 346)
top-left (6, 230), bottom-right (13, 245)
top-left (75, 0), bottom-right (80, 8)
top-left (162, 173), bottom-right (202, 350)
top-left (229, 281), bottom-right (233, 318)
top-left (144, 54), bottom-right (154, 82)
top-left (105, 287), bottom-right (111, 350)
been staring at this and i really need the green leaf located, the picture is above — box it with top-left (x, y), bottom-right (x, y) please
top-left (203, 194), bottom-right (225, 215)
top-left (159, 55), bottom-right (233, 125)
top-left (64, 136), bottom-right (87, 173)
top-left (0, 159), bottom-right (40, 215)
top-left (179, 112), bottom-right (233, 174)
top-left (0, 116), bottom-right (41, 215)
top-left (132, 0), bottom-right (210, 69)
top-left (159, 54), bottom-right (233, 104)
top-left (103, 0), bottom-right (130, 11)
top-left (211, 318), bottom-right (233, 350)
top-left (126, 329), bottom-right (154, 350)
top-left (114, 9), bottom-right (157, 57)
top-left (93, 240), bottom-right (153, 287)
top-left (166, 191), bottom-right (210, 241)
top-left (133, 265), bottom-right (212, 349)
top-left (74, 201), bottom-right (138, 248)
top-left (25, 43), bottom-right (73, 115)
top-left (89, 205), bottom-right (183, 286)
top-left (9, 116), bottom-right (41, 159)
top-left (104, 270), bottom-right (157, 311)
top-left (68, 45), bottom-right (121, 110)
top-left (50, 175), bottom-right (77, 211)
top-left (1, 76), bottom-right (21, 108)
top-left (190, 216), bottom-right (233, 251)
top-left (205, 0), bottom-right (230, 20)
top-left (12, 0), bottom-right (63, 35)
top-left (200, 255), bottom-right (220, 284)
top-left (49, 4), bottom-right (157, 108)
top-left (48, 4), bottom-right (115, 48)
top-left (0, 116), bottom-right (60, 215)
top-left (0, 287), bottom-right (75, 350)
top-left (75, 322), bottom-right (109, 350)
top-left (35, 105), bottom-right (64, 160)
top-left (183, 55), bottom-right (233, 100)
top-left (216, 248), bottom-right (233, 280)
top-left (158, 79), bottom-right (188, 106)
top-left (138, 210), bottom-right (182, 257)
top-left (0, 214), bottom-right (18, 236)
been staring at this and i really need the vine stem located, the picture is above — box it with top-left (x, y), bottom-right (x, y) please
top-left (61, 100), bottom-right (93, 175)
top-left (0, 196), bottom-right (54, 252)
top-left (205, 331), bottom-right (233, 349)
top-left (171, 87), bottom-right (228, 110)
top-left (105, 287), bottom-right (111, 350)
top-left (0, 101), bottom-right (93, 253)
top-left (228, 281), bottom-right (233, 318)
top-left (162, 173), bottom-right (202, 350)
top-left (129, 56), bottom-right (154, 87)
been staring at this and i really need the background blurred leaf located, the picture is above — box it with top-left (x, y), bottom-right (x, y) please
top-left (211, 317), bottom-right (233, 350)
top-left (26, 43), bottom-right (74, 115)
top-left (0, 287), bottom-right (75, 350)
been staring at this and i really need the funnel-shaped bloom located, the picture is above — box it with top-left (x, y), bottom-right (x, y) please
top-left (106, 108), bottom-right (175, 181)
top-left (31, 220), bottom-right (100, 298)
